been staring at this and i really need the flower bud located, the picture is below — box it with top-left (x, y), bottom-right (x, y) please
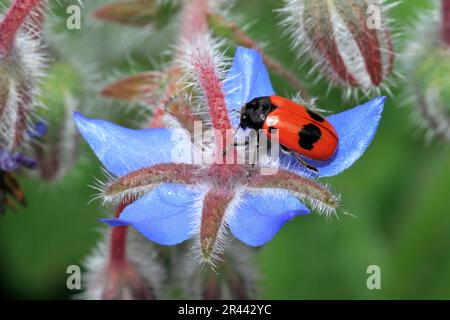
top-left (101, 71), bottom-right (168, 104)
top-left (92, 0), bottom-right (178, 28)
top-left (404, 5), bottom-right (450, 141)
top-left (34, 62), bottom-right (82, 181)
top-left (183, 242), bottom-right (258, 299)
top-left (83, 228), bottom-right (163, 300)
top-left (413, 48), bottom-right (450, 141)
top-left (281, 0), bottom-right (395, 91)
top-left (101, 66), bottom-right (183, 105)
top-left (0, 0), bottom-right (45, 163)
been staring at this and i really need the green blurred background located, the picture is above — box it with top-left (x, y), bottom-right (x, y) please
top-left (1, 0), bottom-right (449, 299)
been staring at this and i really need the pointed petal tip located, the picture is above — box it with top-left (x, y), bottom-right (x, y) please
top-left (371, 95), bottom-right (387, 110)
top-left (72, 112), bottom-right (99, 142)
top-left (73, 111), bottom-right (81, 122)
top-left (73, 111), bottom-right (90, 130)
top-left (72, 111), bottom-right (84, 119)
top-left (99, 218), bottom-right (130, 227)
top-left (312, 95), bottom-right (386, 177)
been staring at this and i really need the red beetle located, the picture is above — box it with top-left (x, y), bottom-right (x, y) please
top-left (239, 96), bottom-right (339, 172)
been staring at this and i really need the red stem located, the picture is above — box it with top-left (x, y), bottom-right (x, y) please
top-left (0, 0), bottom-right (41, 54)
top-left (108, 201), bottom-right (129, 267)
top-left (178, 0), bottom-right (208, 44)
top-left (442, 0), bottom-right (450, 46)
top-left (180, 0), bottom-right (232, 155)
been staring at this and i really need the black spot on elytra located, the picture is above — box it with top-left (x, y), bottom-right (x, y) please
top-left (298, 123), bottom-right (321, 150)
top-left (306, 109), bottom-right (325, 122)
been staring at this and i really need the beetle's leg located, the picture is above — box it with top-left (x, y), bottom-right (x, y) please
top-left (292, 154), bottom-right (319, 173)
top-left (280, 146), bottom-right (318, 173)
top-left (222, 139), bottom-right (249, 156)
top-left (245, 136), bottom-right (259, 178)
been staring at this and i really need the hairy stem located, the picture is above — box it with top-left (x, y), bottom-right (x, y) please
top-left (103, 163), bottom-right (197, 203)
top-left (193, 52), bottom-right (232, 153)
top-left (179, 0), bottom-right (232, 158)
top-left (178, 0), bottom-right (209, 44)
top-left (104, 201), bottom-right (156, 300)
top-left (109, 201), bottom-right (129, 268)
top-left (200, 189), bottom-right (234, 262)
top-left (0, 0), bottom-right (41, 55)
top-left (248, 169), bottom-right (339, 213)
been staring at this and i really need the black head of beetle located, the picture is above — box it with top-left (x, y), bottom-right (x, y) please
top-left (239, 96), bottom-right (277, 130)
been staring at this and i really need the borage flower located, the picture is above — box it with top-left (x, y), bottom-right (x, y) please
top-left (75, 46), bottom-right (385, 265)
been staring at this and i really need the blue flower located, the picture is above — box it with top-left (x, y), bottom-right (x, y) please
top-left (0, 120), bottom-right (47, 172)
top-left (75, 47), bottom-right (385, 258)
top-left (0, 149), bottom-right (37, 172)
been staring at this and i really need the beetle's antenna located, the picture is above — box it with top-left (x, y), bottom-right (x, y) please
top-left (222, 125), bottom-right (242, 157)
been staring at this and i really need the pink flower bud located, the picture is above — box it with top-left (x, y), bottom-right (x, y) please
top-left (34, 62), bottom-right (84, 181)
top-left (404, 2), bottom-right (450, 141)
top-left (0, 0), bottom-right (46, 153)
top-left (101, 72), bottom-right (168, 104)
top-left (281, 0), bottom-right (395, 91)
top-left (184, 242), bottom-right (258, 299)
top-left (92, 0), bottom-right (178, 28)
top-left (84, 226), bottom-right (163, 300)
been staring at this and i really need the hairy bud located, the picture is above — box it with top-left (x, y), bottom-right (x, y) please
top-left (83, 228), bottom-right (163, 300)
top-left (281, 0), bottom-right (395, 92)
top-left (34, 62), bottom-right (82, 181)
top-left (404, 5), bottom-right (450, 142)
top-left (92, 0), bottom-right (178, 28)
top-left (183, 242), bottom-right (258, 299)
top-left (0, 0), bottom-right (46, 166)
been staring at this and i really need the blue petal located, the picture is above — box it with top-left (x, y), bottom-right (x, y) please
top-left (224, 47), bottom-right (275, 127)
top-left (0, 148), bottom-right (36, 171)
top-left (101, 183), bottom-right (201, 245)
top-left (74, 112), bottom-right (192, 176)
top-left (228, 189), bottom-right (310, 247)
top-left (28, 120), bottom-right (48, 138)
top-left (280, 96), bottom-right (386, 177)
